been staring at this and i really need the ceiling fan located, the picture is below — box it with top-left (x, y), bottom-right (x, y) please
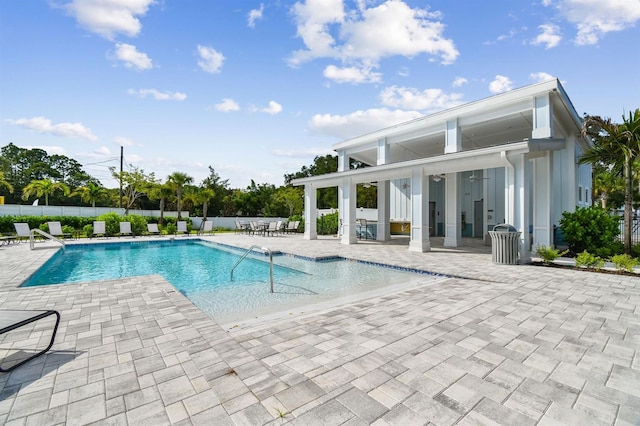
top-left (469, 170), bottom-right (489, 183)
top-left (431, 174), bottom-right (445, 182)
top-left (362, 182), bottom-right (378, 188)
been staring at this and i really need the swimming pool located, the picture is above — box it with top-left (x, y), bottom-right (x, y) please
top-left (22, 240), bottom-right (442, 323)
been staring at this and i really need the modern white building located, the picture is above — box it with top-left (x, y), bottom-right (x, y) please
top-left (292, 79), bottom-right (592, 263)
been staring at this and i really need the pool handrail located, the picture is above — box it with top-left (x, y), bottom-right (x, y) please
top-left (230, 245), bottom-right (274, 293)
top-left (30, 228), bottom-right (65, 251)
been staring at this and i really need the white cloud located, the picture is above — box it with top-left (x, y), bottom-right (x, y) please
top-left (546, 0), bottom-right (640, 45)
top-left (24, 145), bottom-right (67, 156)
top-left (489, 75), bottom-right (513, 94)
top-left (248, 3), bottom-right (264, 28)
top-left (215, 98), bottom-right (240, 112)
top-left (272, 147), bottom-right (335, 158)
top-left (323, 65), bottom-right (381, 84)
top-left (309, 108), bottom-right (422, 139)
top-left (289, 0), bottom-right (458, 73)
top-left (529, 72), bottom-right (556, 83)
top-left (114, 136), bottom-right (136, 147)
top-left (531, 24), bottom-right (562, 49)
top-left (261, 101), bottom-right (283, 115)
top-left (61, 0), bottom-right (155, 40)
top-left (197, 45), bottom-right (225, 74)
top-left (114, 43), bottom-right (153, 70)
top-left (127, 89), bottom-right (187, 101)
top-left (452, 77), bottom-right (468, 87)
top-left (379, 86), bottom-right (463, 112)
top-left (5, 116), bottom-right (98, 141)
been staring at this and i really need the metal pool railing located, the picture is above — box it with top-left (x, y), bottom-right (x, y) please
top-left (230, 245), bottom-right (274, 293)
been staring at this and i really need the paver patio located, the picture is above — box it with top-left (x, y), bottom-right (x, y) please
top-left (0, 234), bottom-right (639, 425)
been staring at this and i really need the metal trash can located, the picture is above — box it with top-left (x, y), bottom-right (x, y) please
top-left (489, 224), bottom-right (521, 264)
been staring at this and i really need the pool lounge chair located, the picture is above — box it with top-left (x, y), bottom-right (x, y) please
top-left (147, 223), bottom-right (162, 236)
top-left (47, 221), bottom-right (73, 239)
top-left (198, 220), bottom-right (214, 236)
top-left (0, 310), bottom-right (61, 373)
top-left (119, 221), bottom-right (133, 237)
top-left (92, 221), bottom-right (106, 238)
top-left (176, 221), bottom-right (188, 235)
top-left (13, 223), bottom-right (32, 242)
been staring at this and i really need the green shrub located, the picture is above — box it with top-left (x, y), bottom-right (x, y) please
top-left (83, 224), bottom-right (93, 237)
top-left (610, 254), bottom-right (639, 273)
top-left (166, 223), bottom-right (177, 234)
top-left (559, 207), bottom-right (621, 257)
top-left (535, 245), bottom-right (568, 264)
top-left (317, 211), bottom-right (338, 235)
top-left (575, 251), bottom-right (605, 270)
top-left (96, 212), bottom-right (121, 236)
top-left (123, 214), bottom-right (147, 236)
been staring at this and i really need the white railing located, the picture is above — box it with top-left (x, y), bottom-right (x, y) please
top-left (230, 245), bottom-right (274, 293)
top-left (30, 229), bottom-right (65, 251)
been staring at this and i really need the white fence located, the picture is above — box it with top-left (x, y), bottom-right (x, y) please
top-left (0, 204), bottom-right (188, 218)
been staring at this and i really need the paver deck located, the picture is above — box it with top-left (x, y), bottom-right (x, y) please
top-left (0, 233), bottom-right (639, 425)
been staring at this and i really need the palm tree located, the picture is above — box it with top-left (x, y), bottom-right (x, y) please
top-left (70, 182), bottom-right (108, 207)
top-left (191, 188), bottom-right (215, 220)
top-left (22, 179), bottom-right (70, 206)
top-left (581, 109), bottom-right (640, 253)
top-left (167, 172), bottom-right (193, 220)
top-left (592, 165), bottom-right (624, 209)
top-left (0, 171), bottom-right (14, 195)
top-left (147, 182), bottom-right (174, 225)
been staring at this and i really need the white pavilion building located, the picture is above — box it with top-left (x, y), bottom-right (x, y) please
top-left (292, 79), bottom-right (592, 263)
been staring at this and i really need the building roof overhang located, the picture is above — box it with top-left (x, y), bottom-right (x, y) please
top-left (329, 79), bottom-right (587, 166)
top-left (292, 140), bottom-right (539, 189)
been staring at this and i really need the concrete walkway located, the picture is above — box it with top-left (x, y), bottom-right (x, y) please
top-left (0, 233), bottom-right (639, 425)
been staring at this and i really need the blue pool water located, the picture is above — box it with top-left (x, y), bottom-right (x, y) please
top-left (22, 240), bottom-right (438, 323)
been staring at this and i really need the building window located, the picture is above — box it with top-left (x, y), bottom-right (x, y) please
top-left (578, 185), bottom-right (583, 202)
top-left (585, 188), bottom-right (589, 204)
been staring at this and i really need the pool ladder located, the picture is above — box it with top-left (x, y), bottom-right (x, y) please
top-left (29, 229), bottom-right (65, 251)
top-left (230, 245), bottom-right (274, 293)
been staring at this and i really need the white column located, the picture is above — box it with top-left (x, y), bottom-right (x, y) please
top-left (444, 172), bottom-right (461, 247)
top-left (409, 167), bottom-right (430, 252)
top-left (340, 178), bottom-right (357, 244)
top-left (377, 180), bottom-right (390, 241)
top-left (514, 155), bottom-right (532, 263)
top-left (532, 153), bottom-right (553, 248)
top-left (338, 151), bottom-right (349, 172)
top-left (377, 138), bottom-right (389, 165)
top-left (566, 137), bottom-right (576, 209)
top-left (503, 152), bottom-right (516, 225)
top-left (303, 184), bottom-right (317, 240)
top-left (376, 138), bottom-right (390, 241)
top-left (532, 94), bottom-right (554, 139)
top-left (445, 119), bottom-right (462, 154)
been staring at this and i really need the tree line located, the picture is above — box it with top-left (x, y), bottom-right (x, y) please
top-left (0, 144), bottom-right (377, 221)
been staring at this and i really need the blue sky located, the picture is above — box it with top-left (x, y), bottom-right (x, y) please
top-left (1, 0), bottom-right (638, 189)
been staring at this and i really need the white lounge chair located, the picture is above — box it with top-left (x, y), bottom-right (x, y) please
top-left (47, 221), bottom-right (72, 239)
top-left (92, 221), bottom-right (106, 238)
top-left (13, 223), bottom-right (32, 242)
top-left (198, 220), bottom-right (214, 235)
top-left (119, 221), bottom-right (133, 237)
top-left (266, 221), bottom-right (279, 236)
top-left (147, 223), bottom-right (162, 236)
top-left (176, 221), bottom-right (188, 235)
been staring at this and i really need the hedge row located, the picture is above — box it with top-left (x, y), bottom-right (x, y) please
top-left (0, 214), bottom-right (188, 236)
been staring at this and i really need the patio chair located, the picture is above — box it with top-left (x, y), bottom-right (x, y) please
top-left (266, 221), bottom-right (279, 236)
top-left (176, 221), bottom-right (189, 235)
top-left (47, 221), bottom-right (73, 239)
top-left (198, 220), bottom-right (214, 236)
top-left (92, 221), bottom-right (106, 238)
top-left (235, 220), bottom-right (249, 234)
top-left (13, 223), bottom-right (32, 242)
top-left (356, 219), bottom-right (371, 240)
top-left (285, 221), bottom-right (299, 234)
top-left (147, 223), bottom-right (162, 236)
top-left (119, 221), bottom-right (133, 237)
top-left (0, 310), bottom-right (61, 373)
